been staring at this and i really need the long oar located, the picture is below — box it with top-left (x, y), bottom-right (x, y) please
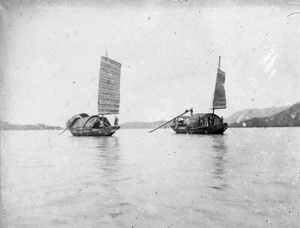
top-left (58, 128), bottom-right (69, 135)
top-left (149, 108), bottom-right (193, 133)
top-left (228, 125), bottom-right (235, 133)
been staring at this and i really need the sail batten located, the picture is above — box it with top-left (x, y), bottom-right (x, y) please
top-left (212, 69), bottom-right (226, 110)
top-left (98, 56), bottom-right (121, 114)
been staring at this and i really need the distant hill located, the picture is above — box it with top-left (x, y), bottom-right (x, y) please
top-left (230, 102), bottom-right (300, 127)
top-left (120, 103), bottom-right (300, 129)
top-left (225, 105), bottom-right (289, 124)
top-left (0, 121), bottom-right (62, 130)
top-left (120, 121), bottom-right (171, 129)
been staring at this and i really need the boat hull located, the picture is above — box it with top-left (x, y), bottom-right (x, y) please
top-left (69, 126), bottom-right (120, 137)
top-left (171, 123), bottom-right (228, 134)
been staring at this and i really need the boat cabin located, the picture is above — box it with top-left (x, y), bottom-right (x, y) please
top-left (172, 113), bottom-right (223, 129)
top-left (67, 114), bottom-right (111, 131)
top-left (172, 116), bottom-right (191, 128)
top-left (188, 113), bottom-right (223, 127)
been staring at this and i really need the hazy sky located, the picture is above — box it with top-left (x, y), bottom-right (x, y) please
top-left (1, 0), bottom-right (300, 126)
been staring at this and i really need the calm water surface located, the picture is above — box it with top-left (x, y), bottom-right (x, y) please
top-left (1, 128), bottom-right (300, 227)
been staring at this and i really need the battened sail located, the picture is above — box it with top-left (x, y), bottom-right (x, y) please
top-left (212, 58), bottom-right (226, 110)
top-left (98, 56), bottom-right (121, 114)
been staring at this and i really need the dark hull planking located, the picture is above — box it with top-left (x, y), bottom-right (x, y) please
top-left (69, 126), bottom-right (120, 137)
top-left (171, 123), bottom-right (228, 134)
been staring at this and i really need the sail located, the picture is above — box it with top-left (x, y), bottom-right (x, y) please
top-left (212, 69), bottom-right (226, 109)
top-left (98, 56), bottom-right (121, 114)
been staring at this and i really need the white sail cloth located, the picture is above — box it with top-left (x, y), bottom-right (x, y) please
top-left (98, 56), bottom-right (121, 114)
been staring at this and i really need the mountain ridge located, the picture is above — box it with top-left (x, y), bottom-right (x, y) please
top-left (230, 102), bottom-right (300, 127)
top-left (120, 102), bottom-right (299, 129)
top-left (225, 105), bottom-right (289, 124)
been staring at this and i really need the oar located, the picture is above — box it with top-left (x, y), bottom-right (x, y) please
top-left (149, 108), bottom-right (193, 133)
top-left (58, 128), bottom-right (69, 135)
top-left (228, 125), bottom-right (235, 133)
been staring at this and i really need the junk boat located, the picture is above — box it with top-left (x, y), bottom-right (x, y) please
top-left (65, 56), bottom-right (121, 136)
top-left (149, 56), bottom-right (228, 135)
top-left (171, 57), bottom-right (228, 134)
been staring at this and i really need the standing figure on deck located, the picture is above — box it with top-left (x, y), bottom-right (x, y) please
top-left (114, 116), bottom-right (119, 126)
top-left (93, 119), bottom-right (101, 128)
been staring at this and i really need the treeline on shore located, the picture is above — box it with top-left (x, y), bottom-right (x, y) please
top-left (0, 121), bottom-right (62, 130)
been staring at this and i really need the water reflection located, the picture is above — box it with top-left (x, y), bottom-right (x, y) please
top-left (93, 137), bottom-right (130, 220)
top-left (94, 137), bottom-right (121, 174)
top-left (210, 135), bottom-right (228, 190)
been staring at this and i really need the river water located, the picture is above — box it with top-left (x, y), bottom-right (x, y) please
top-left (1, 128), bottom-right (299, 227)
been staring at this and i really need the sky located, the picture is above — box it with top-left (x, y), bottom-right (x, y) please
top-left (1, 0), bottom-right (300, 127)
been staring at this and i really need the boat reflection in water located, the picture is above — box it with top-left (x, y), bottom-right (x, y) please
top-left (209, 135), bottom-right (228, 191)
top-left (95, 137), bottom-right (121, 175)
top-left (93, 137), bottom-right (132, 220)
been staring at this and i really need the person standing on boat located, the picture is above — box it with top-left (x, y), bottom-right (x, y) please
top-left (190, 108), bottom-right (193, 116)
top-left (175, 118), bottom-right (178, 128)
top-left (114, 116), bottom-right (119, 126)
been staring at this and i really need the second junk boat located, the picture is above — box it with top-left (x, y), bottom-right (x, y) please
top-left (170, 56), bottom-right (228, 134)
top-left (149, 56), bottom-right (228, 134)
top-left (65, 55), bottom-right (121, 136)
